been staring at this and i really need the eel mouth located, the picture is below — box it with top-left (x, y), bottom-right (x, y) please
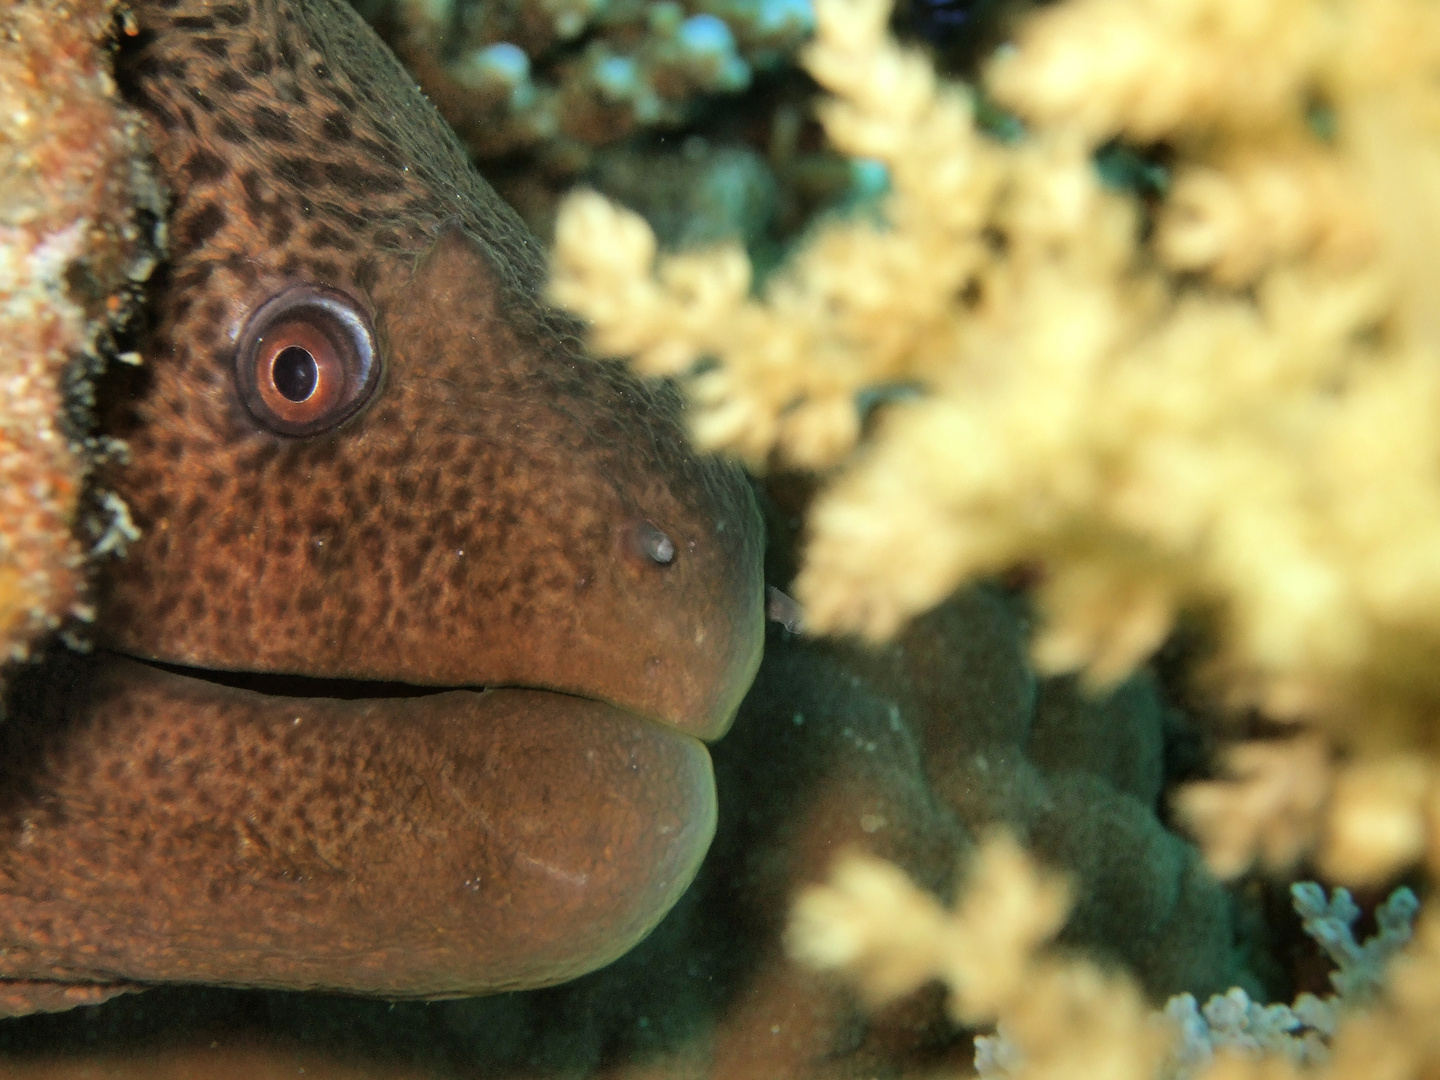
top-left (128, 651), bottom-right (742, 741)
top-left (11, 651), bottom-right (719, 1000)
top-left (134, 654), bottom-right (473, 702)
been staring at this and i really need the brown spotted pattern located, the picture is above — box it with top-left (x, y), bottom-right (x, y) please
top-left (0, 0), bottom-right (763, 1014)
top-left (0, 654), bottom-right (715, 998)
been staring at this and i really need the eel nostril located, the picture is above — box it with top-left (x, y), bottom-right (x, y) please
top-left (635, 521), bottom-right (676, 566)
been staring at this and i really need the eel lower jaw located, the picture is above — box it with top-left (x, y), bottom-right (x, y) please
top-left (13, 652), bottom-right (718, 1000)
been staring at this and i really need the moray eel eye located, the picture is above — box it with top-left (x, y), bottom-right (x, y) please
top-left (236, 285), bottom-right (380, 437)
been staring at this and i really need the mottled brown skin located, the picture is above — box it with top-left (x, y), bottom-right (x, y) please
top-left (101, 0), bottom-right (761, 736)
top-left (0, 0), bottom-right (763, 1014)
top-left (0, 657), bottom-right (714, 1002)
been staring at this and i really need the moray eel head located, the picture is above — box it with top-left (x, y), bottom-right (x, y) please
top-left (0, 0), bottom-right (763, 1013)
top-left (102, 216), bottom-right (761, 741)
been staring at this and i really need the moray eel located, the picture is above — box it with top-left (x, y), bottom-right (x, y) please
top-left (0, 0), bottom-right (763, 1016)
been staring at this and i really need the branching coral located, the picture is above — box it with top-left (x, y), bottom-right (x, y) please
top-left (0, 0), bottom-right (163, 670)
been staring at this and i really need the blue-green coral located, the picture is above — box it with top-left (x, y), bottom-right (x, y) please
top-left (962, 880), bottom-right (1417, 1079)
top-left (1158, 884), bottom-right (1419, 1078)
top-left (369, 0), bottom-right (814, 171)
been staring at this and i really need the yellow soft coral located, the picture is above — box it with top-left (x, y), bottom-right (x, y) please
top-left (788, 836), bottom-right (1170, 1080)
top-left (550, 0), bottom-right (1440, 749)
top-left (791, 835), bottom-right (1436, 1080)
top-left (550, 0), bottom-right (1440, 1072)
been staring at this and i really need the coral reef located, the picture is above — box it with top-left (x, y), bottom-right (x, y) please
top-left (0, 0), bottom-right (163, 671)
top-left (15, 0), bottom-right (1440, 1074)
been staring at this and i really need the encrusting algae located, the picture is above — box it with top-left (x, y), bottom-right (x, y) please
top-left (549, 0), bottom-right (1440, 1075)
top-left (0, 0), bottom-right (163, 673)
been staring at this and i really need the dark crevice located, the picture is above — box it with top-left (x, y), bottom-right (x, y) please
top-left (123, 652), bottom-right (471, 700)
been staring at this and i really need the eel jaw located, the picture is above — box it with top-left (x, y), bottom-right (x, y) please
top-left (0, 652), bottom-right (717, 1005)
